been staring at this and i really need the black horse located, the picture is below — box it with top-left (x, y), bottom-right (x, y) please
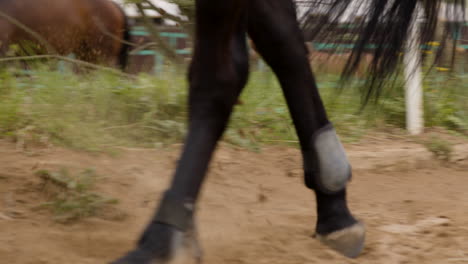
top-left (112, 0), bottom-right (464, 263)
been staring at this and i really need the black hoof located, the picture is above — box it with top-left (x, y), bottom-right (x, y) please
top-left (110, 248), bottom-right (153, 264)
top-left (111, 223), bottom-right (202, 264)
top-left (315, 221), bottom-right (366, 258)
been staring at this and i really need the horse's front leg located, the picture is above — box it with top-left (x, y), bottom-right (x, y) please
top-left (111, 1), bottom-right (249, 263)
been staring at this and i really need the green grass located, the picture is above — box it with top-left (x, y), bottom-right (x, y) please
top-left (0, 62), bottom-right (466, 151)
top-left (36, 168), bottom-right (119, 223)
top-left (0, 66), bottom-right (188, 150)
top-left (423, 136), bottom-right (454, 162)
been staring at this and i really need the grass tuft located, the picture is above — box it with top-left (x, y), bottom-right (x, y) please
top-left (36, 168), bottom-right (120, 223)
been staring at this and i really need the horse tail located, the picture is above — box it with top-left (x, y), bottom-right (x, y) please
top-left (300, 0), bottom-right (465, 102)
top-left (116, 3), bottom-right (131, 71)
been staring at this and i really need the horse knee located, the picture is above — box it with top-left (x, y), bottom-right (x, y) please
top-left (189, 83), bottom-right (239, 121)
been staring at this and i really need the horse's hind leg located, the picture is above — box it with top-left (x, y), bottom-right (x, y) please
top-left (248, 0), bottom-right (365, 258)
top-left (111, 1), bottom-right (249, 264)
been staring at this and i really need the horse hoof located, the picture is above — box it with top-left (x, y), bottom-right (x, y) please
top-left (110, 224), bottom-right (203, 264)
top-left (315, 221), bottom-right (365, 258)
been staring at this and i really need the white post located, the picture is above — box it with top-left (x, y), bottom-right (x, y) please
top-left (403, 14), bottom-right (424, 135)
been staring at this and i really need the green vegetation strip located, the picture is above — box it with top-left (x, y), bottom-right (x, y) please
top-left (0, 63), bottom-right (466, 151)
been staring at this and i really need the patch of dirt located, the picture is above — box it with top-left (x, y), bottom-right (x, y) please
top-left (0, 134), bottom-right (467, 264)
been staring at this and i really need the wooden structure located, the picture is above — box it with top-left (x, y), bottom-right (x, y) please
top-left (112, 0), bottom-right (190, 74)
top-left (126, 25), bottom-right (190, 74)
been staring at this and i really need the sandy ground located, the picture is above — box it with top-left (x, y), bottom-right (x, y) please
top-left (0, 133), bottom-right (467, 264)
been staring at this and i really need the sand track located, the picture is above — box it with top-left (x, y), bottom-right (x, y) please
top-left (0, 135), bottom-right (467, 264)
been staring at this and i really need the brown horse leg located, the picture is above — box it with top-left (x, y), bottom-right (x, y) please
top-left (111, 1), bottom-right (249, 264)
top-left (248, 0), bottom-right (364, 258)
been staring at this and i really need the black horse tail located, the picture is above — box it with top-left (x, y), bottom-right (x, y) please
top-left (116, 3), bottom-right (131, 71)
top-left (300, 0), bottom-right (465, 102)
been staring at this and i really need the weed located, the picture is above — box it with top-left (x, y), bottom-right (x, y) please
top-left (423, 137), bottom-right (454, 162)
top-left (36, 168), bottom-right (119, 223)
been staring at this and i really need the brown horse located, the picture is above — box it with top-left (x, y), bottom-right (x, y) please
top-left (0, 0), bottom-right (130, 70)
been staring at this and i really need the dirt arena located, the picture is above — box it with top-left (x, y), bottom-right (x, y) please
top-left (1, 132), bottom-right (467, 264)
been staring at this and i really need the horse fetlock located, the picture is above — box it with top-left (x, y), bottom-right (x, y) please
top-left (111, 191), bottom-right (203, 264)
top-left (168, 227), bottom-right (203, 264)
top-left (154, 191), bottom-right (202, 263)
top-left (303, 123), bottom-right (351, 193)
top-left (154, 191), bottom-right (195, 231)
top-left (111, 224), bottom-right (202, 264)
top-left (141, 226), bottom-right (202, 264)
